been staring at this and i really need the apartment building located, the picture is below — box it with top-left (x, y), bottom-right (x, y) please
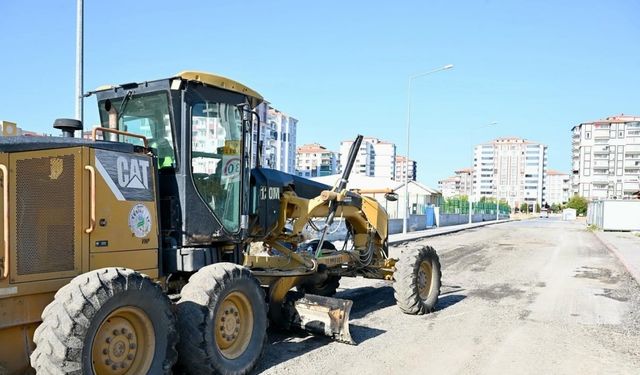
top-left (339, 137), bottom-right (396, 178)
top-left (438, 167), bottom-right (473, 198)
top-left (252, 102), bottom-right (298, 173)
top-left (571, 114), bottom-right (640, 200)
top-left (366, 137), bottom-right (396, 179)
top-left (546, 170), bottom-right (571, 205)
top-left (395, 155), bottom-right (417, 182)
top-left (473, 137), bottom-right (547, 210)
top-left (295, 143), bottom-right (339, 178)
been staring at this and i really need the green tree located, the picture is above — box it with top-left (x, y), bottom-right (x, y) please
top-left (520, 203), bottom-right (529, 213)
top-left (535, 203), bottom-right (541, 213)
top-left (566, 195), bottom-right (589, 216)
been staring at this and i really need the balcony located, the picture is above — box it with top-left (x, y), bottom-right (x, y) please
top-left (624, 159), bottom-right (640, 168)
top-left (593, 159), bottom-right (610, 168)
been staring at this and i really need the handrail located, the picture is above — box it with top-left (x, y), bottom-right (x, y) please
top-left (351, 188), bottom-right (394, 194)
top-left (85, 166), bottom-right (96, 234)
top-left (91, 127), bottom-right (149, 148)
top-left (0, 164), bottom-right (8, 279)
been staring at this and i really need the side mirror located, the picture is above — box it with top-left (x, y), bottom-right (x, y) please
top-left (384, 192), bottom-right (399, 202)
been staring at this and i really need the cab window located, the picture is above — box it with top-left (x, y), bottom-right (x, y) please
top-left (98, 92), bottom-right (176, 169)
top-left (191, 101), bottom-right (243, 232)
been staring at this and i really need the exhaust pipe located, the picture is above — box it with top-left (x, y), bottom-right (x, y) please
top-left (53, 118), bottom-right (83, 138)
top-left (105, 99), bottom-right (118, 142)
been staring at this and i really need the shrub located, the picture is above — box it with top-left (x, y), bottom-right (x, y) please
top-left (566, 195), bottom-right (588, 216)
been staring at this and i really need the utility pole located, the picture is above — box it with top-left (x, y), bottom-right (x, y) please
top-left (75, 0), bottom-right (84, 130)
top-left (402, 64), bottom-right (453, 234)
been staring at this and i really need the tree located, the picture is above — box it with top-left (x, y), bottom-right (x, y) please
top-left (535, 203), bottom-right (541, 213)
top-left (566, 195), bottom-right (589, 216)
top-left (520, 203), bottom-right (529, 213)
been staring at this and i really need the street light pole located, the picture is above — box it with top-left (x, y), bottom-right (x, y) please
top-left (75, 0), bottom-right (84, 130)
top-left (403, 64), bottom-right (454, 234)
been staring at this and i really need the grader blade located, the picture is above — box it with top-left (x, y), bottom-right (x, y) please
top-left (285, 293), bottom-right (355, 344)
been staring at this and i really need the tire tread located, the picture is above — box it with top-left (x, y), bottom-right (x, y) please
top-left (30, 268), bottom-right (177, 374)
top-left (393, 246), bottom-right (442, 315)
top-left (176, 263), bottom-right (268, 375)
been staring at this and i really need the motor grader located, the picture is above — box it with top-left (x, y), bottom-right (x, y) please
top-left (0, 71), bottom-right (442, 375)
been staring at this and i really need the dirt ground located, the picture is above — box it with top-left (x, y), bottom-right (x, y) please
top-left (255, 218), bottom-right (640, 375)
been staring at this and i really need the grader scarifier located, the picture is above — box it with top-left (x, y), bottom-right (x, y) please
top-left (0, 71), bottom-right (442, 374)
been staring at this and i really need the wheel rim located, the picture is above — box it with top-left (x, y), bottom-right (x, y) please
top-left (91, 306), bottom-right (155, 375)
top-left (215, 291), bottom-right (254, 360)
top-left (417, 260), bottom-right (433, 300)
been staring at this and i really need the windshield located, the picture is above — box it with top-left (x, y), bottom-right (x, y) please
top-left (98, 92), bottom-right (176, 169)
top-left (191, 101), bottom-right (243, 232)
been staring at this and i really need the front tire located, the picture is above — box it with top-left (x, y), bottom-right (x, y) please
top-left (393, 246), bottom-right (442, 314)
top-left (176, 263), bottom-right (268, 375)
top-left (30, 268), bottom-right (177, 374)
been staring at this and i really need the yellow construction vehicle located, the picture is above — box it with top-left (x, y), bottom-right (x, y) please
top-left (0, 71), bottom-right (442, 374)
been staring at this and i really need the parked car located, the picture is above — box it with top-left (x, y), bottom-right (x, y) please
top-left (539, 208), bottom-right (549, 218)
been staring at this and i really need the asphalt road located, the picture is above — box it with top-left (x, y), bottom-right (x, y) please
top-left (255, 218), bottom-right (640, 375)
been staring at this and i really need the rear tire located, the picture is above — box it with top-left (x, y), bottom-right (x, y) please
top-left (176, 263), bottom-right (268, 375)
top-left (30, 268), bottom-right (177, 374)
top-left (393, 246), bottom-right (442, 314)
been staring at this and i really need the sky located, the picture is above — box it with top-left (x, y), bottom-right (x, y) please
top-left (1, 0), bottom-right (639, 187)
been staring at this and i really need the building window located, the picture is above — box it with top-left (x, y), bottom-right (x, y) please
top-left (585, 132), bottom-right (591, 139)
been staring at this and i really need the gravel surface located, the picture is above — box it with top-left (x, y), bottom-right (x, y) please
top-left (255, 218), bottom-right (640, 374)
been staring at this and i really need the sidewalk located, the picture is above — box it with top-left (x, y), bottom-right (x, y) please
top-left (594, 231), bottom-right (640, 284)
top-left (388, 219), bottom-right (511, 245)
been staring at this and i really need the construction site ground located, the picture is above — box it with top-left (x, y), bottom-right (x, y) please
top-left (256, 218), bottom-right (640, 375)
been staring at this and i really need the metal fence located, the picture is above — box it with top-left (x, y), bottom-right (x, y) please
top-left (435, 197), bottom-right (510, 215)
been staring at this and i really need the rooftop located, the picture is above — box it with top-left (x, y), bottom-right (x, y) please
top-left (297, 143), bottom-right (335, 153)
top-left (455, 167), bottom-right (474, 174)
top-left (547, 169), bottom-right (570, 176)
top-left (476, 137), bottom-right (544, 146)
top-left (311, 174), bottom-right (439, 195)
top-left (341, 136), bottom-right (394, 145)
top-left (396, 155), bottom-right (415, 162)
top-left (573, 114), bottom-right (640, 130)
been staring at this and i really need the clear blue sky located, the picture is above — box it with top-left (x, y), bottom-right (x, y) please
top-left (1, 1), bottom-right (639, 187)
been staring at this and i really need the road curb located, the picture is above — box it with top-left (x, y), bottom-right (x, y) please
top-left (593, 231), bottom-right (640, 285)
top-left (388, 219), bottom-right (512, 245)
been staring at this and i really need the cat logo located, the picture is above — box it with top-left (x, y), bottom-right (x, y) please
top-left (95, 149), bottom-right (154, 201)
top-left (49, 158), bottom-right (64, 180)
top-left (116, 156), bottom-right (150, 189)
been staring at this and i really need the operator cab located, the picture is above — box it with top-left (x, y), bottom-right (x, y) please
top-left (93, 72), bottom-right (263, 272)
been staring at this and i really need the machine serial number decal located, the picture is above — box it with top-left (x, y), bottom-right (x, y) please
top-left (0, 286), bottom-right (18, 297)
top-left (128, 204), bottom-right (152, 238)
